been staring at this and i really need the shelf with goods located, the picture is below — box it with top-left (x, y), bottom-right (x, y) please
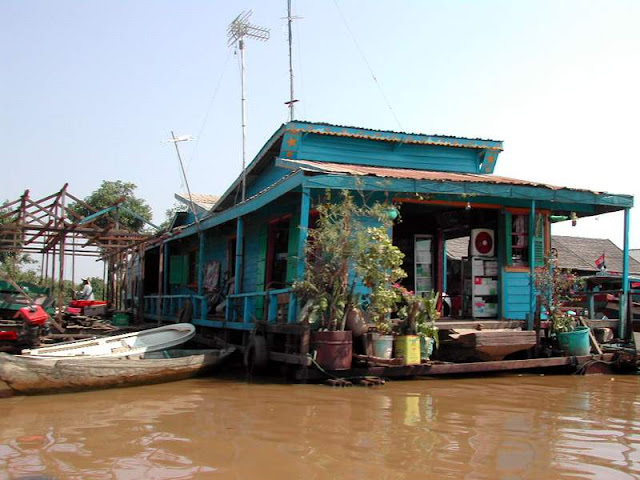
top-left (462, 256), bottom-right (499, 318)
top-left (414, 235), bottom-right (434, 296)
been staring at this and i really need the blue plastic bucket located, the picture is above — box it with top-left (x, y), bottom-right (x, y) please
top-left (372, 334), bottom-right (394, 359)
top-left (420, 336), bottom-right (434, 360)
top-left (557, 326), bottom-right (590, 356)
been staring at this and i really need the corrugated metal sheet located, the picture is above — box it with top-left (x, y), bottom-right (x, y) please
top-left (287, 159), bottom-right (604, 195)
top-left (552, 235), bottom-right (640, 274)
top-left (446, 235), bottom-right (640, 275)
top-left (287, 121), bottom-right (503, 146)
top-left (175, 192), bottom-right (220, 211)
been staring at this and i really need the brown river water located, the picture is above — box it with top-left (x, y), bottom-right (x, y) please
top-left (1, 374), bottom-right (639, 480)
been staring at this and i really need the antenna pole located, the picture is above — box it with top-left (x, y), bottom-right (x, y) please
top-left (287, 0), bottom-right (295, 121)
top-left (170, 131), bottom-right (200, 231)
top-left (240, 38), bottom-right (247, 202)
top-left (227, 10), bottom-right (269, 204)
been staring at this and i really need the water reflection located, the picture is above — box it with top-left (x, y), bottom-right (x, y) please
top-left (0, 375), bottom-right (639, 479)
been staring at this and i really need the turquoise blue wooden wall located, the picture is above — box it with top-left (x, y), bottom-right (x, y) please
top-left (501, 272), bottom-right (530, 320)
top-left (203, 232), bottom-right (231, 279)
top-left (241, 195), bottom-right (301, 294)
top-left (242, 219), bottom-right (261, 294)
top-left (295, 134), bottom-right (483, 173)
top-left (246, 164), bottom-right (291, 199)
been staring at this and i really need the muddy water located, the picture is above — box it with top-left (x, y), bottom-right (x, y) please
top-left (1, 374), bottom-right (639, 480)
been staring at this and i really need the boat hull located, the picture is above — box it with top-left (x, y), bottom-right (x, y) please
top-left (0, 348), bottom-right (235, 395)
top-left (21, 323), bottom-right (196, 358)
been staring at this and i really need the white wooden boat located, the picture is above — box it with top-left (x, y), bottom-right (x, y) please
top-left (0, 348), bottom-right (235, 395)
top-left (21, 323), bottom-right (196, 358)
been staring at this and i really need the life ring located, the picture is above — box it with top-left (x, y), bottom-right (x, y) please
top-left (244, 334), bottom-right (269, 371)
top-left (178, 299), bottom-right (193, 323)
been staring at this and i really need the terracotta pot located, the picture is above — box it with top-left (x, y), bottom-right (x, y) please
top-left (345, 307), bottom-right (369, 337)
top-left (311, 330), bottom-right (353, 370)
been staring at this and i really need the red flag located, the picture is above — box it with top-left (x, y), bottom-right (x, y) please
top-left (595, 253), bottom-right (606, 270)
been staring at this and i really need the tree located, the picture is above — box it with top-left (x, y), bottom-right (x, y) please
top-left (0, 200), bottom-right (38, 279)
top-left (70, 180), bottom-right (153, 233)
top-left (159, 202), bottom-right (188, 231)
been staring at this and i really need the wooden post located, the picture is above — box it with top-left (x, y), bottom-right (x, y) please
top-left (620, 207), bottom-right (630, 341)
top-left (234, 217), bottom-right (244, 295)
top-left (137, 245), bottom-right (145, 324)
top-left (528, 200), bottom-right (536, 330)
top-left (197, 231), bottom-right (205, 297)
top-left (157, 242), bottom-right (164, 322)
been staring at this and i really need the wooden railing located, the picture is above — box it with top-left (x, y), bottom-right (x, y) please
top-left (142, 287), bottom-right (296, 330)
top-left (227, 288), bottom-right (296, 324)
top-left (143, 294), bottom-right (208, 323)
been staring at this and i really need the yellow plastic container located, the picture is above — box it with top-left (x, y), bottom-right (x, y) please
top-left (394, 335), bottom-right (421, 365)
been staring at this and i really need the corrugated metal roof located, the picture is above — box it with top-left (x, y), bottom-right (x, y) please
top-left (289, 120), bottom-right (503, 144)
top-left (175, 193), bottom-right (220, 212)
top-left (287, 159), bottom-right (603, 195)
top-left (446, 237), bottom-right (471, 259)
top-left (446, 235), bottom-right (640, 274)
top-left (552, 236), bottom-right (640, 274)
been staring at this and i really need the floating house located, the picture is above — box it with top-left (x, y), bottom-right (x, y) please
top-left (134, 121), bottom-right (634, 376)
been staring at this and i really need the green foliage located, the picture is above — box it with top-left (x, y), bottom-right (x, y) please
top-left (394, 285), bottom-right (440, 347)
top-left (0, 199), bottom-right (38, 281)
top-left (0, 252), bottom-right (37, 281)
top-left (356, 225), bottom-right (406, 324)
top-left (160, 202), bottom-right (188, 231)
top-left (293, 191), bottom-right (406, 331)
top-left (534, 254), bottom-right (584, 333)
top-left (69, 180), bottom-right (152, 233)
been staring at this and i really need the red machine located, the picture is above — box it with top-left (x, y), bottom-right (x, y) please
top-left (15, 305), bottom-right (49, 326)
top-left (7, 305), bottom-right (50, 349)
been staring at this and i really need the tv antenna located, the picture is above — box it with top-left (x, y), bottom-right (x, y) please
top-left (166, 132), bottom-right (200, 231)
top-left (227, 10), bottom-right (270, 203)
top-left (284, 0), bottom-right (301, 121)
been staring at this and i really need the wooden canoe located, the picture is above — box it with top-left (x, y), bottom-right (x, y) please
top-left (21, 323), bottom-right (196, 358)
top-left (0, 348), bottom-right (235, 395)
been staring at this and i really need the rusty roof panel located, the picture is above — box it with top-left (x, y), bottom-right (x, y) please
top-left (286, 159), bottom-right (603, 194)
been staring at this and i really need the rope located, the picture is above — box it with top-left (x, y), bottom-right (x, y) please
top-left (332, 0), bottom-right (403, 131)
top-left (184, 49), bottom-right (234, 175)
top-left (573, 356), bottom-right (617, 375)
top-left (307, 352), bottom-right (387, 384)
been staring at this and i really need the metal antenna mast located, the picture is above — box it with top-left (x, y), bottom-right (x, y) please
top-left (227, 11), bottom-right (270, 203)
top-left (285, 0), bottom-right (300, 121)
top-left (167, 132), bottom-right (200, 231)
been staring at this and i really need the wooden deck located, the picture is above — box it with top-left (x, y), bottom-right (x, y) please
top-left (297, 353), bottom-right (620, 381)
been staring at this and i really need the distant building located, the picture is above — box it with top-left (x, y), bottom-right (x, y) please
top-left (446, 235), bottom-right (640, 276)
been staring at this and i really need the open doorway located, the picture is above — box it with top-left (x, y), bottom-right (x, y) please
top-left (266, 217), bottom-right (290, 288)
top-left (393, 201), bottom-right (499, 319)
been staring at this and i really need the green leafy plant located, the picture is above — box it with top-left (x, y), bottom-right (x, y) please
top-left (534, 254), bottom-right (583, 334)
top-left (394, 285), bottom-right (440, 348)
top-left (355, 224), bottom-right (406, 331)
top-left (293, 191), bottom-right (406, 331)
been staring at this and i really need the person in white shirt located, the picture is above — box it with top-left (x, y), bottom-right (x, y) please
top-left (76, 277), bottom-right (95, 301)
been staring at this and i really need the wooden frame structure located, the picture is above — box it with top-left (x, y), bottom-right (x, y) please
top-left (0, 184), bottom-right (153, 326)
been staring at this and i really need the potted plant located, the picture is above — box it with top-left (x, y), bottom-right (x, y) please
top-left (395, 286), bottom-right (440, 362)
top-left (293, 191), bottom-right (406, 368)
top-left (355, 223), bottom-right (406, 359)
top-left (534, 255), bottom-right (589, 356)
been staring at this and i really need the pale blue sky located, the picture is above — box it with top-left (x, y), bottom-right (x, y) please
top-left (2, 1), bottom-right (639, 277)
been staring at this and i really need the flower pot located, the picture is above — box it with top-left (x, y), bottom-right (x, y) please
top-left (557, 326), bottom-right (590, 356)
top-left (394, 335), bottom-right (420, 365)
top-left (371, 333), bottom-right (394, 359)
top-left (345, 307), bottom-right (369, 337)
top-left (311, 330), bottom-right (353, 370)
top-left (420, 336), bottom-right (434, 361)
